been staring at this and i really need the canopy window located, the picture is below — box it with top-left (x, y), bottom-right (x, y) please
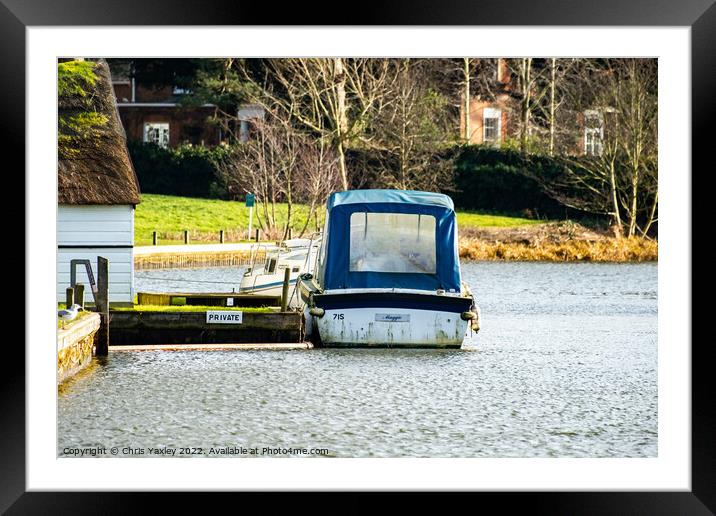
top-left (349, 212), bottom-right (436, 274)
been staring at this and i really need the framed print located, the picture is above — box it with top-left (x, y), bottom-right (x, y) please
top-left (4, 0), bottom-right (713, 512)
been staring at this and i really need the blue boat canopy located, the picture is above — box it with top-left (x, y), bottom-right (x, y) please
top-left (318, 190), bottom-right (462, 292)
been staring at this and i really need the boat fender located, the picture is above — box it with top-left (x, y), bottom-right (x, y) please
top-left (471, 306), bottom-right (481, 332)
top-left (462, 308), bottom-right (481, 332)
top-left (309, 307), bottom-right (325, 317)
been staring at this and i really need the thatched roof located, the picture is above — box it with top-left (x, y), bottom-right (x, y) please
top-left (58, 59), bottom-right (141, 205)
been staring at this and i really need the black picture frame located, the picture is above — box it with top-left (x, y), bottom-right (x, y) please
top-left (5, 0), bottom-right (711, 513)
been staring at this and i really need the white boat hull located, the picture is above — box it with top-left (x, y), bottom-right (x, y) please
top-left (240, 277), bottom-right (298, 299)
top-left (302, 291), bottom-right (475, 348)
top-left (313, 307), bottom-right (470, 347)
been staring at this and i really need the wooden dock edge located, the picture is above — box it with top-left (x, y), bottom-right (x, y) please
top-left (110, 342), bottom-right (313, 351)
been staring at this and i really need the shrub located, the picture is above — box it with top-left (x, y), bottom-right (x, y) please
top-left (452, 145), bottom-right (585, 220)
top-left (127, 141), bottom-right (229, 199)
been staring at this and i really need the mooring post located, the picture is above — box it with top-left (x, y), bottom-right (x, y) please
top-left (255, 228), bottom-right (260, 242)
top-left (281, 267), bottom-right (291, 312)
top-left (287, 227), bottom-right (292, 239)
top-left (184, 230), bottom-right (189, 245)
top-left (220, 229), bottom-right (225, 244)
top-left (96, 257), bottom-right (110, 356)
top-left (75, 283), bottom-right (85, 310)
top-left (152, 231), bottom-right (158, 246)
top-left (65, 287), bottom-right (74, 308)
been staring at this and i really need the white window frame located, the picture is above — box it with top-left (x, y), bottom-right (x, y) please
top-left (143, 122), bottom-right (170, 148)
top-left (583, 110), bottom-right (604, 156)
top-left (483, 107), bottom-right (502, 146)
top-left (239, 120), bottom-right (250, 143)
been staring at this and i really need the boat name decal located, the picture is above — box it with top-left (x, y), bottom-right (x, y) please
top-left (206, 311), bottom-right (244, 324)
top-left (375, 313), bottom-right (410, 323)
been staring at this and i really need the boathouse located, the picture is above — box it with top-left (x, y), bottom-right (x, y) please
top-left (57, 59), bottom-right (141, 305)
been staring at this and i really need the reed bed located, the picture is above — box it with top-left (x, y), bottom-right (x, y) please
top-left (134, 250), bottom-right (263, 270)
top-left (459, 236), bottom-right (657, 262)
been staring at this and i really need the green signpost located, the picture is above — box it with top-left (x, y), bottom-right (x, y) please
top-left (246, 193), bottom-right (255, 240)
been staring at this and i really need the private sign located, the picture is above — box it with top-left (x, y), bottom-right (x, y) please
top-left (206, 311), bottom-right (244, 324)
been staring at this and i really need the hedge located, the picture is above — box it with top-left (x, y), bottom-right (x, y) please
top-left (452, 146), bottom-right (580, 219)
top-left (127, 141), bottom-right (228, 199)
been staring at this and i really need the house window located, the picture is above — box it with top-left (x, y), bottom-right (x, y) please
top-left (483, 108), bottom-right (502, 146)
top-left (584, 111), bottom-right (604, 156)
top-left (143, 123), bottom-right (170, 148)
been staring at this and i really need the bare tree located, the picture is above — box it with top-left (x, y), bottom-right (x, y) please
top-left (535, 110), bottom-right (623, 232)
top-left (533, 59), bottom-right (657, 237)
top-left (541, 58), bottom-right (575, 156)
top-left (243, 58), bottom-right (395, 190)
top-left (426, 58), bottom-right (485, 143)
top-left (514, 58), bottom-right (534, 152)
top-left (510, 58), bottom-right (553, 153)
top-left (548, 58), bottom-right (557, 155)
top-left (294, 139), bottom-right (341, 237)
top-left (216, 115), bottom-right (302, 239)
top-left (614, 59), bottom-right (658, 237)
top-left (367, 60), bottom-right (455, 192)
top-left (217, 110), bottom-right (342, 239)
top-left (463, 58), bottom-right (471, 144)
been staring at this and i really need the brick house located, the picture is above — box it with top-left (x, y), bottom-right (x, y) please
top-left (109, 62), bottom-right (263, 148)
top-left (460, 58), bottom-right (513, 147)
top-left (460, 58), bottom-right (608, 156)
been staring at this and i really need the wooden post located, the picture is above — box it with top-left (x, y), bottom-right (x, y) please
top-left (287, 227), bottom-right (292, 239)
top-left (75, 283), bottom-right (85, 310)
top-left (152, 231), bottom-right (158, 245)
top-left (281, 267), bottom-right (291, 312)
top-left (255, 228), bottom-right (260, 242)
top-left (96, 257), bottom-right (110, 356)
top-left (65, 287), bottom-right (74, 308)
top-left (184, 230), bottom-right (189, 245)
top-left (219, 230), bottom-right (225, 244)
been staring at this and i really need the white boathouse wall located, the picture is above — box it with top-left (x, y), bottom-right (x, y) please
top-left (57, 205), bottom-right (135, 304)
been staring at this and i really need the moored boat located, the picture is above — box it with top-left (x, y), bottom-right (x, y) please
top-left (239, 237), bottom-right (320, 305)
top-left (298, 190), bottom-right (480, 348)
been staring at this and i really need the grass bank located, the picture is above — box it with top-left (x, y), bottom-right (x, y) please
top-left (135, 194), bottom-right (656, 262)
top-left (135, 194), bottom-right (541, 246)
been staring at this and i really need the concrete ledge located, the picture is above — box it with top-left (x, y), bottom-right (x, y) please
top-left (57, 312), bottom-right (101, 384)
top-left (58, 313), bottom-right (101, 352)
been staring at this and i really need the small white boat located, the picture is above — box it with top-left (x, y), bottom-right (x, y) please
top-left (298, 190), bottom-right (480, 348)
top-left (239, 237), bottom-right (321, 305)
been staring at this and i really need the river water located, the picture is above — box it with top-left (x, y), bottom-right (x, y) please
top-left (58, 262), bottom-right (657, 458)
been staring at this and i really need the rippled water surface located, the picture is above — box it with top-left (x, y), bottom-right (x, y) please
top-left (58, 262), bottom-right (657, 457)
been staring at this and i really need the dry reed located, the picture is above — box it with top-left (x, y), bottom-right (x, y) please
top-left (458, 237), bottom-right (657, 262)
